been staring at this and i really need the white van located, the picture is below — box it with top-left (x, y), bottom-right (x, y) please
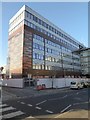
top-left (70, 81), bottom-right (83, 89)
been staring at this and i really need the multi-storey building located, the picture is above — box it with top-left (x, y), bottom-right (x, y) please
top-left (7, 5), bottom-right (85, 78)
top-left (74, 48), bottom-right (90, 78)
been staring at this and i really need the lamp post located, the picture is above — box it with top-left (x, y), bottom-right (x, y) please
top-left (64, 69), bottom-right (66, 87)
top-left (61, 51), bottom-right (66, 87)
top-left (0, 67), bottom-right (4, 80)
top-left (35, 71), bottom-right (39, 86)
top-left (52, 77), bottom-right (53, 89)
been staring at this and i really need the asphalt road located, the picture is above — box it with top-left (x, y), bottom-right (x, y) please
top-left (1, 88), bottom-right (89, 120)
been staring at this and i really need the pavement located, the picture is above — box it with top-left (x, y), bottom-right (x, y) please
top-left (57, 109), bottom-right (88, 118)
top-left (25, 110), bottom-right (89, 119)
top-left (33, 110), bottom-right (89, 119)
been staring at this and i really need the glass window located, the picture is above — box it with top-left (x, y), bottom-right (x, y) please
top-left (31, 23), bottom-right (34, 28)
top-left (25, 11), bottom-right (27, 18)
top-left (30, 14), bottom-right (33, 20)
top-left (45, 65), bottom-right (48, 70)
top-left (33, 53), bottom-right (36, 59)
top-left (46, 24), bottom-right (48, 28)
top-left (41, 65), bottom-right (44, 70)
top-left (44, 22), bottom-right (46, 27)
top-left (49, 26), bottom-right (52, 30)
top-left (38, 19), bottom-right (41, 24)
top-left (35, 16), bottom-right (37, 22)
top-left (28, 22), bottom-right (31, 27)
top-left (25, 20), bottom-right (28, 25)
top-left (37, 17), bottom-right (39, 23)
top-left (36, 65), bottom-right (38, 69)
top-left (26, 12), bottom-right (29, 18)
top-left (42, 21), bottom-right (44, 26)
top-left (52, 27), bottom-right (55, 32)
top-left (33, 65), bottom-right (35, 69)
top-left (29, 13), bottom-right (31, 19)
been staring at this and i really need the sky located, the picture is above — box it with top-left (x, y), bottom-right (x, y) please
top-left (0, 2), bottom-right (88, 66)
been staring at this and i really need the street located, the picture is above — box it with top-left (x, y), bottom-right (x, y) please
top-left (1, 88), bottom-right (89, 119)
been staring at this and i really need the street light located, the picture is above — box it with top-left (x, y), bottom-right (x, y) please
top-left (35, 71), bottom-right (39, 86)
top-left (61, 52), bottom-right (66, 87)
top-left (64, 69), bottom-right (66, 87)
top-left (0, 67), bottom-right (4, 80)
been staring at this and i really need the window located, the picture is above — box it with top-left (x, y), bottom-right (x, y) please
top-left (37, 17), bottom-right (39, 23)
top-left (33, 16), bottom-right (37, 22)
top-left (42, 21), bottom-right (44, 26)
top-left (46, 24), bottom-right (48, 28)
top-left (43, 22), bottom-right (46, 27)
top-left (49, 26), bottom-right (52, 30)
top-left (33, 65), bottom-right (36, 69)
top-left (28, 22), bottom-right (31, 27)
top-left (24, 12), bottom-right (78, 47)
top-left (45, 65), bottom-right (48, 70)
top-left (41, 65), bottom-right (44, 70)
top-left (39, 19), bottom-right (42, 25)
top-left (31, 14), bottom-right (33, 20)
top-left (46, 48), bottom-right (52, 53)
top-left (25, 20), bottom-right (28, 25)
top-left (26, 11), bottom-right (29, 18)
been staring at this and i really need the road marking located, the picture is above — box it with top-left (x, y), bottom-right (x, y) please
top-left (48, 95), bottom-right (67, 100)
top-left (77, 91), bottom-right (87, 94)
top-left (3, 111), bottom-right (24, 119)
top-left (27, 104), bottom-right (33, 107)
top-left (73, 101), bottom-right (88, 106)
top-left (46, 110), bottom-right (53, 114)
top-left (0, 104), bottom-right (7, 108)
top-left (62, 95), bottom-right (68, 98)
top-left (74, 97), bottom-right (83, 101)
top-left (36, 100), bottom-right (47, 105)
top-left (20, 102), bottom-right (25, 105)
top-left (55, 108), bottom-right (72, 118)
top-left (73, 102), bottom-right (80, 105)
top-left (35, 107), bottom-right (41, 110)
top-left (61, 104), bottom-right (71, 113)
top-left (55, 105), bottom-right (71, 118)
top-left (48, 95), bottom-right (68, 101)
top-left (2, 106), bottom-right (15, 112)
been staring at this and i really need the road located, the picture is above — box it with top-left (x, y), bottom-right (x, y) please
top-left (1, 88), bottom-right (89, 120)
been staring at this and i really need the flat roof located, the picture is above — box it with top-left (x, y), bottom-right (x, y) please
top-left (73, 47), bottom-right (90, 53)
top-left (9, 5), bottom-right (85, 47)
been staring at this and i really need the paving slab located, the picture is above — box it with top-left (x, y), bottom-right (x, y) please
top-left (34, 110), bottom-right (89, 119)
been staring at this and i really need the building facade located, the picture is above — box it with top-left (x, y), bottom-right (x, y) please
top-left (73, 48), bottom-right (90, 78)
top-left (7, 5), bottom-right (85, 78)
top-left (80, 48), bottom-right (90, 77)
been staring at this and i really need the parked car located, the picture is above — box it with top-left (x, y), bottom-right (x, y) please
top-left (81, 81), bottom-right (90, 88)
top-left (83, 81), bottom-right (89, 88)
top-left (80, 81), bottom-right (86, 88)
top-left (87, 81), bottom-right (90, 87)
top-left (70, 81), bottom-right (84, 89)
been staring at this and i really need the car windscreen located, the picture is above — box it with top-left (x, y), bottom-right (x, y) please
top-left (71, 82), bottom-right (76, 85)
